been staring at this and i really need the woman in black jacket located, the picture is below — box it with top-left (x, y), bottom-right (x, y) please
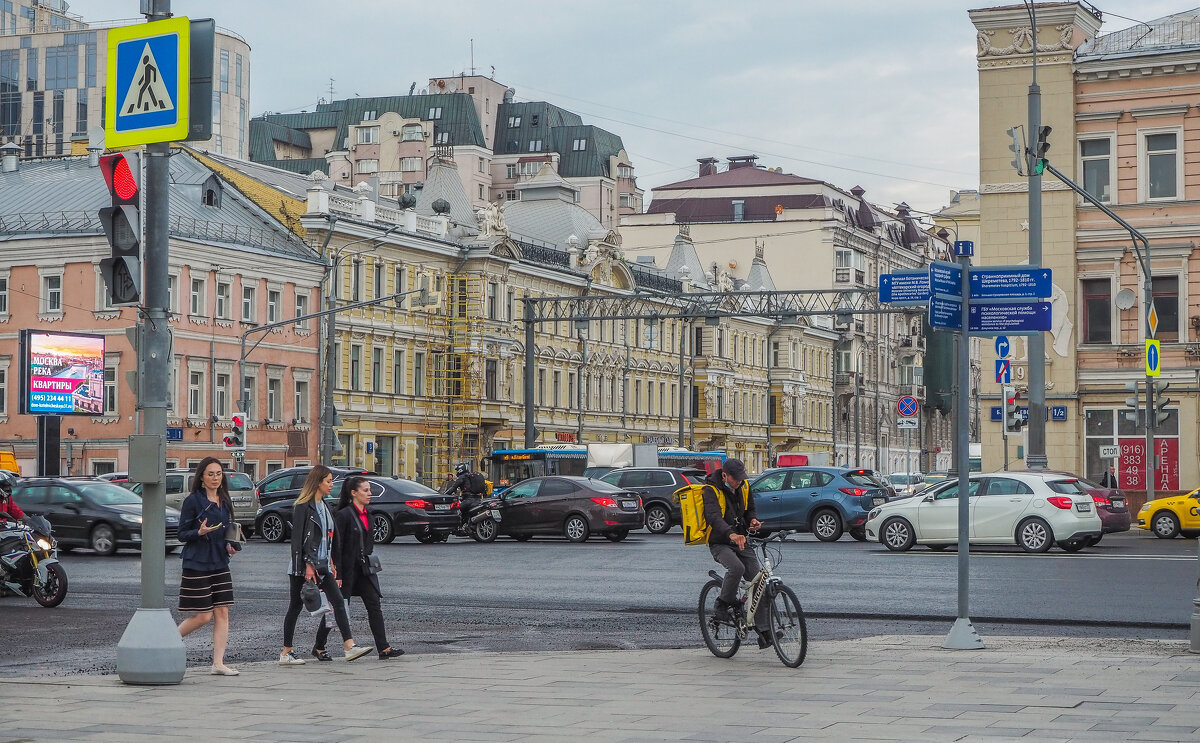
top-left (313, 476), bottom-right (404, 660)
top-left (278, 465), bottom-right (372, 665)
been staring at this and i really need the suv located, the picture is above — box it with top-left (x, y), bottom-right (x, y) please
top-left (255, 466), bottom-right (374, 507)
top-left (163, 468), bottom-right (259, 535)
top-left (749, 467), bottom-right (891, 542)
top-left (599, 467), bottom-right (705, 534)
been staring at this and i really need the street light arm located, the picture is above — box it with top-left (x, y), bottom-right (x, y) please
top-left (1042, 161), bottom-right (1151, 280)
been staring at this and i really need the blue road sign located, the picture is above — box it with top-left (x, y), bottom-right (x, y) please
top-left (968, 301), bottom-right (1052, 335)
top-left (995, 359), bottom-right (1011, 384)
top-left (897, 396), bottom-right (918, 417)
top-left (1051, 406), bottom-right (1067, 421)
top-left (969, 266), bottom-right (1052, 300)
top-left (166, 426), bottom-right (183, 441)
top-left (106, 17), bottom-right (191, 146)
top-left (990, 406), bottom-right (1002, 422)
top-left (954, 240), bottom-right (974, 257)
top-left (995, 335), bottom-right (1010, 358)
top-left (929, 295), bottom-right (962, 329)
top-left (879, 270), bottom-right (931, 306)
top-left (929, 261), bottom-right (962, 298)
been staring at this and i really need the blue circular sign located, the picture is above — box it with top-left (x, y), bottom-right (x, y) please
top-left (995, 336), bottom-right (1010, 358)
top-left (1148, 344), bottom-right (1159, 373)
top-left (897, 396), bottom-right (919, 417)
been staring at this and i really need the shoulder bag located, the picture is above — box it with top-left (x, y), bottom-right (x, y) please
top-left (365, 553), bottom-right (383, 574)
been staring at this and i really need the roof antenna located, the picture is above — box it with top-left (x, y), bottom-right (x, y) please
top-left (327, 77), bottom-right (335, 102)
top-left (470, 38), bottom-right (475, 75)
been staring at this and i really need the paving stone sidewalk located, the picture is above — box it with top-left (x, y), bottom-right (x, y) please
top-left (0, 635), bottom-right (1197, 742)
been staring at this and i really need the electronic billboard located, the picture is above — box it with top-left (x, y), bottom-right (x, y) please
top-left (19, 330), bottom-right (106, 416)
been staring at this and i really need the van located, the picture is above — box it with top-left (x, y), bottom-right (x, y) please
top-left (0, 450), bottom-right (20, 475)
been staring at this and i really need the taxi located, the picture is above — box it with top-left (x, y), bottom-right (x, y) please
top-left (1136, 488), bottom-right (1200, 539)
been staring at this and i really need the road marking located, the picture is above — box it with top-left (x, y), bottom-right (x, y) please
top-left (873, 551), bottom-right (1197, 561)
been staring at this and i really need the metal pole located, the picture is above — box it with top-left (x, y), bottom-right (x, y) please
top-left (322, 288), bottom-right (336, 464)
top-left (854, 370), bottom-right (861, 467)
top-left (904, 429), bottom-right (910, 481)
top-left (944, 246), bottom-right (982, 649)
top-left (523, 312), bottom-right (535, 448)
top-left (1025, 2), bottom-right (1047, 470)
top-left (678, 321), bottom-right (686, 447)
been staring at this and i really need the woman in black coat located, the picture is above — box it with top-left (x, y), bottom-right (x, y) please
top-left (314, 476), bottom-right (404, 660)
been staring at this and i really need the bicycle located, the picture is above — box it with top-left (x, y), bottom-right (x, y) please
top-left (698, 529), bottom-right (807, 667)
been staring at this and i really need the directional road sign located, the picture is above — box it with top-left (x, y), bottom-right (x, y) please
top-left (929, 295), bottom-right (962, 330)
top-left (1146, 339), bottom-right (1161, 377)
top-left (106, 17), bottom-right (191, 147)
top-left (896, 418), bottom-right (919, 430)
top-left (968, 301), bottom-right (1051, 335)
top-left (878, 270), bottom-right (931, 306)
top-left (992, 405), bottom-right (1066, 422)
top-left (929, 261), bottom-right (962, 298)
top-left (995, 359), bottom-right (1011, 384)
top-left (995, 335), bottom-right (1010, 358)
top-left (968, 266), bottom-right (1052, 300)
top-left (897, 396), bottom-right (919, 418)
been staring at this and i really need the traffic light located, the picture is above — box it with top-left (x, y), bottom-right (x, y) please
top-left (223, 413), bottom-right (246, 456)
top-left (1003, 385), bottom-right (1026, 434)
top-left (98, 151), bottom-right (143, 306)
top-left (1123, 380), bottom-right (1142, 425)
top-left (1033, 125), bottom-right (1052, 175)
top-left (1006, 126), bottom-right (1026, 176)
top-left (1152, 380), bottom-right (1171, 427)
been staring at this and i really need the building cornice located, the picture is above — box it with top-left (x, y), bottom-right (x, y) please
top-left (1131, 104), bottom-right (1190, 119)
top-left (1075, 110), bottom-right (1122, 122)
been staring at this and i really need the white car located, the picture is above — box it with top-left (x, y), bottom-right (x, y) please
top-left (885, 472), bottom-right (925, 498)
top-left (864, 472), bottom-right (1103, 553)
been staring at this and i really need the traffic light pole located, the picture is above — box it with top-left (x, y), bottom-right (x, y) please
top-left (1024, 6), bottom-right (1047, 470)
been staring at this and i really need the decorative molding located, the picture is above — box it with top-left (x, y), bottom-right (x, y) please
top-left (978, 52), bottom-right (1073, 69)
top-left (981, 181), bottom-right (1072, 194)
top-left (977, 25), bottom-right (1075, 57)
top-left (216, 319), bottom-right (234, 328)
top-left (92, 310), bottom-right (122, 321)
top-left (36, 312), bottom-right (64, 323)
top-left (1075, 111), bottom-right (1122, 123)
top-left (90, 416), bottom-right (121, 425)
top-left (1130, 104), bottom-right (1190, 119)
top-left (0, 315), bottom-right (9, 324)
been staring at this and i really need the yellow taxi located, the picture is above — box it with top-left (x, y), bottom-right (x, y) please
top-left (1136, 489), bottom-right (1200, 539)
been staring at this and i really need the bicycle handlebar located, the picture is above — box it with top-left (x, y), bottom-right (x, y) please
top-left (746, 529), bottom-right (796, 545)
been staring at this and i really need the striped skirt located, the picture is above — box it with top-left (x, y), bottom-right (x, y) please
top-left (178, 568), bottom-right (234, 612)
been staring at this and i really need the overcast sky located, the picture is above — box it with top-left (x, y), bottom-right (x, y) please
top-left (77, 0), bottom-right (1188, 213)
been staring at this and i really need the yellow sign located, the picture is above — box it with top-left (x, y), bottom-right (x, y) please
top-left (1146, 339), bottom-right (1161, 377)
top-left (105, 17), bottom-right (191, 147)
top-left (1148, 303), bottom-right (1159, 338)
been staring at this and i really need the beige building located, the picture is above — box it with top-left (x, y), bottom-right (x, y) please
top-left (0, 1), bottom-right (250, 158)
top-left (970, 2), bottom-right (1199, 504)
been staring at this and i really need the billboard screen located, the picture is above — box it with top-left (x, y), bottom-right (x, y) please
top-left (20, 330), bottom-right (106, 416)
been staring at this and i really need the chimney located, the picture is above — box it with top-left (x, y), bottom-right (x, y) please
top-left (697, 157), bottom-right (718, 177)
top-left (87, 143), bottom-right (103, 167)
top-left (726, 154), bottom-right (759, 170)
top-left (0, 141), bottom-right (19, 173)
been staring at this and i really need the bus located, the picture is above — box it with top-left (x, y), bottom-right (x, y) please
top-left (485, 446), bottom-right (726, 491)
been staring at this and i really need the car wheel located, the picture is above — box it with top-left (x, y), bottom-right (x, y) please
top-left (473, 516), bottom-right (499, 543)
top-left (1151, 511), bottom-right (1180, 539)
top-left (645, 504), bottom-right (672, 534)
top-left (564, 514), bottom-right (590, 543)
top-left (89, 523), bottom-right (117, 556)
top-left (605, 530), bottom-right (629, 542)
top-left (811, 509), bottom-right (843, 542)
top-left (880, 517), bottom-right (915, 551)
top-left (371, 513), bottom-right (395, 544)
top-left (849, 527), bottom-right (867, 542)
top-left (1017, 517), bottom-right (1053, 553)
top-left (259, 513), bottom-right (286, 543)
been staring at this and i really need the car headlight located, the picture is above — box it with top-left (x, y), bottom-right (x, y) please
top-left (166, 517), bottom-right (178, 525)
top-left (868, 508), bottom-right (881, 520)
top-left (120, 514), bottom-right (143, 524)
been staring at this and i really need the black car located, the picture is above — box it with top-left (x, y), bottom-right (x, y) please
top-left (480, 476), bottom-right (644, 543)
top-left (598, 467), bottom-right (705, 534)
top-left (254, 476), bottom-right (459, 544)
top-left (255, 466), bottom-right (374, 507)
top-left (11, 477), bottom-right (181, 556)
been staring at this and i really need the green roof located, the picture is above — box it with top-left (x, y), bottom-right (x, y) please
top-left (554, 125), bottom-right (626, 179)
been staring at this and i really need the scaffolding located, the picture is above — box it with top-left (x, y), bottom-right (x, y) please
top-left (423, 272), bottom-right (484, 484)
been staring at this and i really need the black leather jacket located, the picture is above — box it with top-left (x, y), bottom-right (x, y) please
top-left (289, 499), bottom-right (335, 577)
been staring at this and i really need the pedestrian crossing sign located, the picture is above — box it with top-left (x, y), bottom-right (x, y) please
top-left (105, 17), bottom-right (191, 147)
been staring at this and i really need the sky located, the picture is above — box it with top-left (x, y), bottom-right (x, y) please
top-left (76, 0), bottom-right (1190, 214)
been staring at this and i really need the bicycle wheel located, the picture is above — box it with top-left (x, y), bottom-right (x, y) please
top-left (698, 580), bottom-right (741, 658)
top-left (767, 584), bottom-right (808, 668)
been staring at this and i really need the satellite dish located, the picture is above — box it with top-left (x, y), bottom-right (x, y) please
top-left (1115, 288), bottom-right (1136, 310)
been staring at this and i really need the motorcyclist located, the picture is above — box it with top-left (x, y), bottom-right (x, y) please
top-left (0, 479), bottom-right (24, 523)
top-left (446, 462), bottom-right (487, 529)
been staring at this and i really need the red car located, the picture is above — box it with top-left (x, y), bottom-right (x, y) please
top-left (1042, 471), bottom-right (1130, 545)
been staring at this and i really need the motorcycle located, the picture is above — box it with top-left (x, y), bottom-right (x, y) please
top-left (453, 496), bottom-right (503, 543)
top-left (0, 514), bottom-right (68, 607)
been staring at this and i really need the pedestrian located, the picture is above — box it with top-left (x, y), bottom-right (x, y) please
top-left (176, 456), bottom-right (239, 676)
top-left (1099, 465), bottom-right (1118, 489)
top-left (279, 465), bottom-right (373, 665)
top-left (312, 476), bottom-right (404, 660)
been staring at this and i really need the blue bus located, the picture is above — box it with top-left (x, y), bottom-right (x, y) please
top-left (485, 446), bottom-right (726, 492)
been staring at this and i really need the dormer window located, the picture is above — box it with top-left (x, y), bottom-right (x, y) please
top-left (201, 175), bottom-right (222, 208)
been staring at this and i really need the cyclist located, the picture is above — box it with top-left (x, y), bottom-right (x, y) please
top-left (701, 457), bottom-right (771, 648)
top-left (446, 462), bottom-right (487, 530)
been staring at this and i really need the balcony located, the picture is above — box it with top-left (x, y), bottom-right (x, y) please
top-left (834, 268), bottom-right (866, 285)
top-left (899, 337), bottom-right (913, 348)
top-left (899, 384), bottom-right (924, 399)
top-left (835, 371), bottom-right (857, 389)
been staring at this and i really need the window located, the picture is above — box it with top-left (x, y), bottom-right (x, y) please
top-left (530, 114), bottom-right (539, 127)
top-left (528, 139), bottom-right (542, 152)
top-left (1081, 278), bottom-right (1111, 344)
top-left (400, 157), bottom-right (421, 172)
top-left (506, 288), bottom-right (515, 321)
top-left (373, 263), bottom-right (383, 299)
top-left (351, 260), bottom-right (363, 301)
top-left (356, 159), bottom-right (378, 174)
top-left (507, 115), bottom-right (521, 128)
top-left (505, 163), bottom-right (516, 179)
top-left (372, 348), bottom-right (383, 393)
top-left (235, 54), bottom-right (242, 97)
top-left (103, 364), bottom-right (116, 415)
top-left (294, 293), bottom-right (309, 330)
top-left (362, 110), bottom-right (377, 121)
top-left (215, 373), bottom-right (229, 418)
top-left (1143, 131), bottom-right (1180, 200)
top-left (42, 274), bottom-right (62, 313)
top-left (485, 359), bottom-right (497, 400)
top-left (553, 371), bottom-right (562, 408)
top-left (215, 282), bottom-right (230, 319)
top-left (242, 375), bottom-right (255, 418)
top-left (188, 371), bottom-right (203, 417)
top-left (219, 49), bottom-right (229, 93)
top-left (0, 275), bottom-right (8, 315)
top-left (572, 138), bottom-right (586, 151)
top-left (267, 290), bottom-right (280, 323)
top-left (394, 264), bottom-right (407, 296)
top-left (486, 282), bottom-right (497, 319)
top-left (427, 107), bottom-right (442, 119)
top-left (434, 131), bottom-right (449, 145)
top-left (1079, 137), bottom-right (1112, 203)
top-left (189, 278), bottom-right (205, 315)
top-left (413, 352), bottom-right (425, 396)
top-left (241, 284), bottom-right (256, 322)
top-left (267, 377), bottom-right (281, 421)
top-left (393, 350), bottom-right (405, 394)
top-left (618, 165), bottom-right (634, 179)
top-left (356, 127), bottom-right (378, 144)
top-left (732, 200), bottom-right (745, 221)
top-left (294, 379), bottom-right (309, 422)
top-left (620, 193), bottom-right (633, 208)
top-left (505, 189), bottom-right (518, 202)
top-left (1151, 276), bottom-right (1179, 342)
top-left (350, 345), bottom-right (362, 390)
top-left (401, 124), bottom-right (422, 141)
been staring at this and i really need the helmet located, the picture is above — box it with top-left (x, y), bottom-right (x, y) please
top-left (455, 462), bottom-right (469, 476)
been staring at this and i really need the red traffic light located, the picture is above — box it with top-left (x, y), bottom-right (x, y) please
top-left (231, 414), bottom-right (245, 429)
top-left (99, 152), bottom-right (141, 205)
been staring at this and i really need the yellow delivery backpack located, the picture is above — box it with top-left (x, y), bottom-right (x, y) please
top-left (674, 481), bottom-right (749, 546)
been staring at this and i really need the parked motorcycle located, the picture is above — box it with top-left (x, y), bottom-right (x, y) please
top-left (0, 514), bottom-right (68, 607)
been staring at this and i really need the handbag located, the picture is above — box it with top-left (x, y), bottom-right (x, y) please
top-left (365, 553), bottom-right (383, 574)
top-left (225, 522), bottom-right (245, 547)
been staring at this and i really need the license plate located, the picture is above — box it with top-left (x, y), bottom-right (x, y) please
top-left (490, 510), bottom-right (502, 522)
top-left (872, 497), bottom-right (886, 506)
top-left (621, 501), bottom-right (637, 510)
top-left (434, 504), bottom-right (450, 511)
top-left (1112, 499), bottom-right (1125, 509)
top-left (232, 496), bottom-right (250, 503)
top-left (1076, 502), bottom-right (1091, 512)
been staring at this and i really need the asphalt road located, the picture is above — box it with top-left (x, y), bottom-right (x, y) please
top-left (2, 528), bottom-right (1196, 677)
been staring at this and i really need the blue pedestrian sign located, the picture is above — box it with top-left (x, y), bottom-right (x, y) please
top-left (995, 359), bottom-right (1011, 384)
top-left (953, 240), bottom-right (974, 257)
top-left (897, 396), bottom-right (919, 418)
top-left (969, 266), bottom-right (1052, 300)
top-left (929, 261), bottom-right (962, 298)
top-left (929, 295), bottom-right (962, 330)
top-left (878, 270), bottom-right (931, 307)
top-left (995, 336), bottom-right (1010, 358)
top-left (105, 17), bottom-right (191, 147)
top-left (968, 301), bottom-right (1052, 335)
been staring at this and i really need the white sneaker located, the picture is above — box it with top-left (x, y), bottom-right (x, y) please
top-left (344, 644), bottom-right (373, 662)
top-left (278, 651), bottom-right (306, 666)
